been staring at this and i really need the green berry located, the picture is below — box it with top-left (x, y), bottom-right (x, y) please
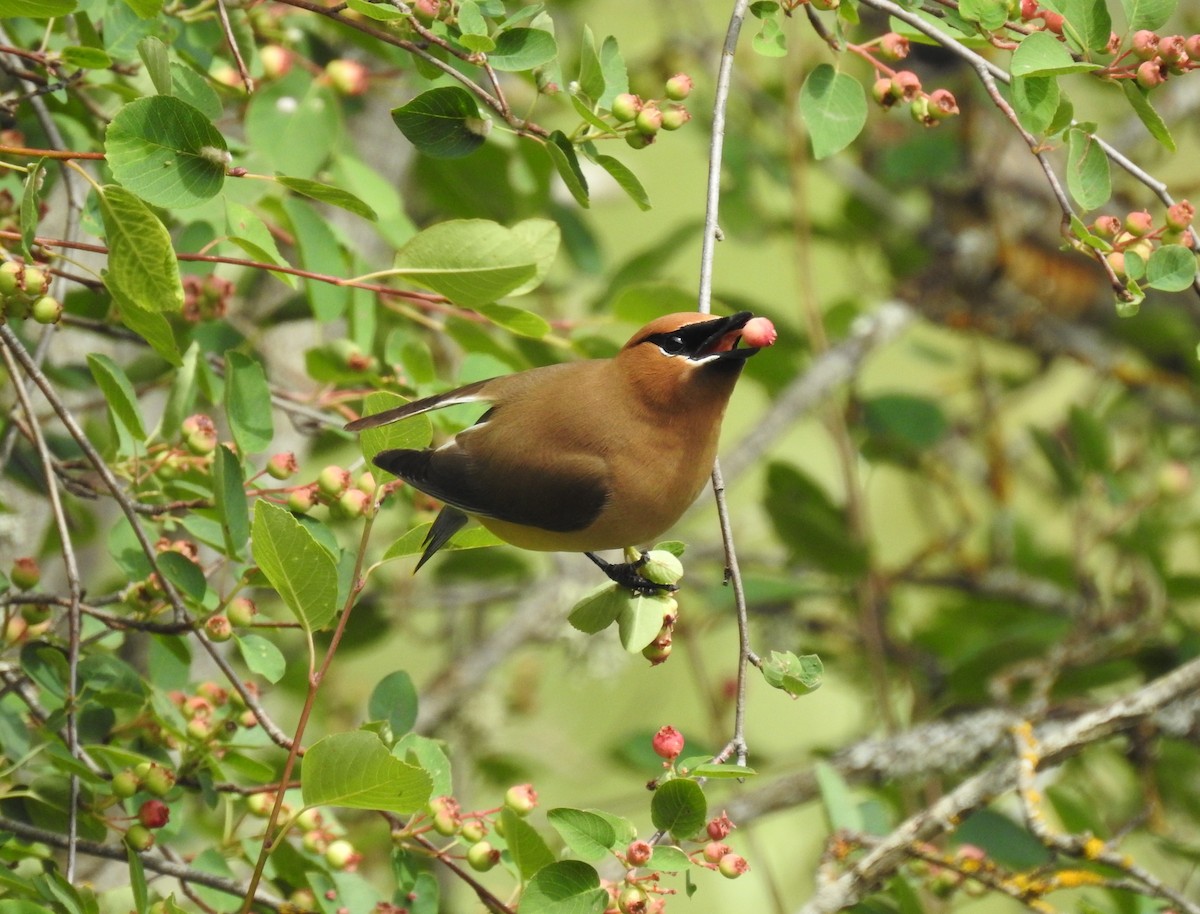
top-left (30, 295), bottom-right (62, 324)
top-left (317, 465), bottom-right (351, 499)
top-left (125, 824), bottom-right (155, 852)
top-left (111, 768), bottom-right (141, 799)
top-left (11, 556), bottom-right (40, 590)
top-left (21, 266), bottom-right (46, 296)
top-left (664, 73), bottom-right (693, 101)
top-left (610, 93), bottom-right (642, 123)
top-left (0, 261), bottom-right (21, 297)
top-left (504, 783), bottom-right (538, 816)
top-left (466, 841), bottom-right (499, 872)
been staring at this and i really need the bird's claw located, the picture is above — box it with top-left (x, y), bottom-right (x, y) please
top-left (586, 551), bottom-right (678, 596)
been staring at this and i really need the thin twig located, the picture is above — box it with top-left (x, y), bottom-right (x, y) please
top-left (215, 0), bottom-right (255, 93)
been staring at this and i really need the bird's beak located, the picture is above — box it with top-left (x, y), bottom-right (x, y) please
top-left (689, 312), bottom-right (761, 363)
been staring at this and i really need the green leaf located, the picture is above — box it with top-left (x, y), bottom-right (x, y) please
top-left (137, 37), bottom-right (170, 94)
top-left (104, 96), bottom-right (227, 208)
top-left (863, 393), bottom-right (948, 452)
top-left (0, 0), bottom-right (76, 15)
top-left (545, 131), bottom-right (590, 207)
top-left (276, 176), bottom-right (377, 221)
top-left (1119, 0), bottom-right (1175, 31)
top-left (616, 592), bottom-right (673, 653)
top-left (393, 733), bottom-right (452, 797)
top-left (815, 761), bottom-right (863, 832)
top-left (1010, 31), bottom-right (1100, 76)
top-left (760, 650), bottom-right (823, 698)
top-left (392, 87), bottom-right (489, 160)
top-left (958, 0), bottom-right (1008, 29)
top-left (753, 17), bottom-right (787, 56)
top-left (1065, 127), bottom-right (1111, 210)
top-left (765, 462), bottom-right (867, 576)
top-left (1061, 0), bottom-right (1111, 51)
top-left (590, 152), bottom-right (651, 211)
top-left (510, 217), bottom-right (562, 295)
top-left (281, 197), bottom-right (350, 320)
top-left (99, 184), bottom-right (184, 313)
top-left (128, 843), bottom-right (149, 914)
top-left (798, 64), bottom-right (867, 160)
top-left (302, 731), bottom-right (433, 813)
top-left (159, 342), bottom-right (200, 440)
top-left (392, 219), bottom-right (539, 306)
top-left (171, 64), bottom-right (222, 120)
top-left (224, 352), bottom-right (274, 455)
top-left (519, 861), bottom-right (608, 914)
top-left (213, 445), bottom-right (249, 558)
top-left (344, 0), bottom-right (407, 18)
top-left (1145, 244), bottom-right (1197, 292)
top-left (1030, 426), bottom-right (1081, 496)
top-left (245, 78), bottom-right (337, 177)
top-left (61, 45), bottom-right (111, 68)
top-left (86, 353), bottom-right (146, 441)
top-left (479, 303), bottom-right (551, 338)
top-left (487, 28), bottom-right (557, 71)
top-left (235, 633), bottom-right (287, 683)
top-left (650, 779), bottom-right (707, 841)
top-left (251, 501), bottom-right (339, 632)
top-left (648, 846), bottom-right (691, 872)
top-left (1121, 82), bottom-right (1176, 151)
top-left (597, 35), bottom-right (629, 109)
top-left (113, 293), bottom-right (182, 366)
top-left (20, 159), bottom-right (43, 258)
top-left (688, 763), bottom-right (757, 779)
top-left (368, 670), bottom-right (419, 736)
top-left (1067, 405), bottom-right (1110, 474)
top-left (576, 27), bottom-right (604, 101)
top-left (567, 583), bottom-right (625, 634)
top-left (502, 808), bottom-right (556, 881)
top-left (1010, 76), bottom-right (1060, 134)
top-left (157, 551), bottom-right (206, 603)
top-left (382, 522), bottom-right (504, 560)
top-left (225, 201), bottom-right (297, 288)
top-left (547, 808), bottom-right (618, 861)
top-left (356, 392), bottom-right (434, 477)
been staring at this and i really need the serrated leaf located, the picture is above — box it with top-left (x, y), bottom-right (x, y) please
top-left (105, 96), bottom-right (227, 208)
top-left (392, 219), bottom-right (539, 306)
top-left (577, 26), bottom-right (604, 101)
top-left (393, 733), bottom-right (452, 797)
top-left (519, 861), bottom-right (608, 914)
top-left (1010, 31), bottom-right (1100, 76)
top-left (392, 87), bottom-right (489, 159)
top-left (761, 650), bottom-right (823, 698)
top-left (99, 184), bottom-right (184, 313)
top-left (1145, 244), bottom-right (1197, 292)
top-left (1062, 0), bottom-right (1111, 51)
top-left (235, 633), bottom-right (287, 683)
top-left (479, 303), bottom-right (551, 337)
top-left (798, 64), bottom-right (867, 160)
top-left (224, 352), bottom-right (273, 455)
top-left (171, 64), bottom-right (222, 119)
top-left (487, 27), bottom-right (557, 71)
top-left (546, 131), bottom-right (589, 207)
top-left (1121, 82), bottom-right (1176, 151)
top-left (87, 353), bottom-right (146, 441)
top-left (1119, 0), bottom-right (1175, 31)
top-left (502, 808), bottom-right (556, 881)
top-left (252, 501), bottom-right (339, 632)
top-left (275, 175), bottom-right (377, 221)
top-left (547, 808), bottom-right (617, 862)
top-left (650, 779), bottom-right (707, 841)
top-left (213, 445), bottom-right (249, 558)
top-left (1065, 127), bottom-right (1111, 210)
top-left (302, 731), bottom-right (432, 813)
top-left (225, 201), bottom-right (296, 288)
top-left (568, 583), bottom-right (626, 634)
top-left (958, 0), bottom-right (1008, 29)
top-left (616, 592), bottom-right (674, 653)
top-left (112, 293), bottom-right (181, 366)
top-left (510, 217), bottom-right (561, 294)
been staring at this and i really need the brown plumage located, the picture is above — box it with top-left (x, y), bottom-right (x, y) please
top-left (345, 311), bottom-right (768, 589)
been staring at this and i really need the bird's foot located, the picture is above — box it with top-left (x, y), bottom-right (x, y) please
top-left (585, 551), bottom-right (678, 596)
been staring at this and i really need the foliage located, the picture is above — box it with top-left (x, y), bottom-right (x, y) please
top-left (1, 0), bottom-right (1200, 913)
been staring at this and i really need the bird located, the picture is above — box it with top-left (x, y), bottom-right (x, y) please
top-left (344, 311), bottom-right (777, 591)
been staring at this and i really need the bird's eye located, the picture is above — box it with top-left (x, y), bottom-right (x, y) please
top-left (659, 334), bottom-right (686, 355)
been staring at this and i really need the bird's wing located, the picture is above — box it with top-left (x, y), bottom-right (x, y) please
top-left (343, 378), bottom-right (496, 432)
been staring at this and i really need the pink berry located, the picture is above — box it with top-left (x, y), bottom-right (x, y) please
top-left (928, 88), bottom-right (959, 119)
top-left (504, 783), bottom-right (538, 815)
top-left (288, 484), bottom-right (319, 513)
top-left (259, 45), bottom-right (293, 80)
top-left (267, 451), bottom-right (298, 480)
top-left (742, 316), bottom-right (777, 348)
top-left (664, 73), bottom-right (693, 101)
top-left (338, 488), bottom-right (369, 517)
top-left (1185, 35), bottom-right (1200, 59)
top-left (1158, 34), bottom-right (1187, 64)
top-left (626, 840), bottom-right (653, 866)
top-left (1124, 209), bottom-right (1155, 237)
top-left (1166, 200), bottom-right (1195, 231)
top-left (651, 725), bottom-right (684, 761)
top-left (890, 70), bottom-right (921, 101)
top-left (1136, 59), bottom-right (1167, 88)
top-left (1132, 30), bottom-right (1160, 60)
top-left (872, 78), bottom-right (895, 108)
top-left (1041, 10), bottom-right (1063, 33)
top-left (703, 841), bottom-right (731, 863)
top-left (1092, 215), bottom-right (1121, 238)
top-left (880, 32), bottom-right (909, 60)
top-left (717, 853), bottom-right (750, 879)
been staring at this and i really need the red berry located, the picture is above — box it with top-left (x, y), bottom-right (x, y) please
top-left (742, 316), bottom-right (777, 348)
top-left (138, 799), bottom-right (170, 829)
top-left (706, 811), bottom-right (736, 840)
top-left (1019, 0), bottom-right (1038, 20)
top-left (1041, 10), bottom-right (1063, 33)
top-left (651, 725), bottom-right (684, 761)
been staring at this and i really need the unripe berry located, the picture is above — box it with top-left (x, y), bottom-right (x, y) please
top-left (872, 78), bottom-right (895, 108)
top-left (811, 0), bottom-right (839, 9)
top-left (302, 829), bottom-right (328, 854)
top-left (1158, 34), bottom-right (1187, 65)
top-left (205, 614), bottom-right (233, 642)
top-left (259, 45), bottom-right (293, 80)
top-left (652, 725), bottom-right (684, 761)
top-left (1166, 200), bottom-right (1195, 231)
top-left (625, 131), bottom-right (654, 150)
top-left (138, 799), bottom-right (170, 829)
top-left (617, 885), bottom-right (648, 914)
top-left (611, 93), bottom-right (643, 123)
top-left (664, 73), bottom-right (694, 101)
top-left (1124, 210), bottom-right (1154, 237)
top-left (338, 488), bottom-right (370, 517)
top-left (504, 783), bottom-right (538, 816)
top-left (717, 853), bottom-right (750, 878)
top-left (703, 841), bottom-right (731, 864)
top-left (909, 95), bottom-right (933, 125)
top-left (112, 768), bottom-right (140, 798)
top-left (137, 762), bottom-right (176, 797)
top-left (11, 556), bottom-right (40, 590)
top-left (640, 551), bottom-right (684, 586)
top-left (635, 103), bottom-right (663, 136)
top-left (289, 889), bottom-right (318, 911)
top-left (460, 819), bottom-right (487, 843)
top-left (1136, 59), bottom-right (1166, 89)
top-left (227, 596), bottom-right (258, 627)
top-left (20, 602), bottom-right (51, 624)
top-left (246, 792), bottom-right (273, 816)
top-left (21, 265), bottom-right (46, 296)
top-left (890, 70), bottom-right (921, 101)
top-left (413, 0), bottom-right (443, 21)
top-left (0, 261), bottom-right (20, 297)
top-left (356, 471), bottom-right (377, 496)
top-left (879, 32), bottom-right (909, 60)
top-left (317, 465), bottom-right (351, 499)
top-left (927, 88), bottom-right (959, 119)
top-left (181, 414), bottom-right (218, 456)
top-left (325, 838), bottom-right (358, 870)
top-left (30, 295), bottom-right (62, 324)
top-left (125, 823), bottom-right (155, 852)
top-left (288, 484), bottom-right (319, 514)
top-left (1107, 251), bottom-right (1126, 278)
top-left (466, 840), bottom-right (499, 872)
top-left (429, 795), bottom-right (462, 835)
top-left (1092, 215), bottom-right (1121, 238)
top-left (642, 638), bottom-right (672, 665)
top-left (267, 451), bottom-right (298, 480)
top-left (1132, 30), bottom-right (1159, 60)
top-left (626, 840), bottom-right (653, 866)
top-left (1185, 35), bottom-right (1200, 59)
top-left (660, 104), bottom-right (691, 131)
top-left (186, 717), bottom-right (213, 742)
top-left (324, 59), bottom-right (369, 96)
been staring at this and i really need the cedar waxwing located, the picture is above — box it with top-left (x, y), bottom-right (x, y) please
top-left (345, 311), bottom-right (776, 590)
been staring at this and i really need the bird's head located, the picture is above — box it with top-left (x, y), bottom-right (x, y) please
top-left (616, 311), bottom-right (775, 409)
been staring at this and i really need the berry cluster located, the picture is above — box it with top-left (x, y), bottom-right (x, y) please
top-left (3, 557), bottom-right (52, 646)
top-left (181, 273), bottom-right (235, 323)
top-left (861, 35), bottom-right (959, 127)
top-left (285, 463), bottom-right (379, 519)
top-left (1092, 201), bottom-right (1196, 280)
top-left (1126, 31), bottom-right (1200, 89)
top-left (0, 259), bottom-right (61, 325)
top-left (109, 761), bottom-right (177, 851)
top-left (610, 73), bottom-right (695, 149)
